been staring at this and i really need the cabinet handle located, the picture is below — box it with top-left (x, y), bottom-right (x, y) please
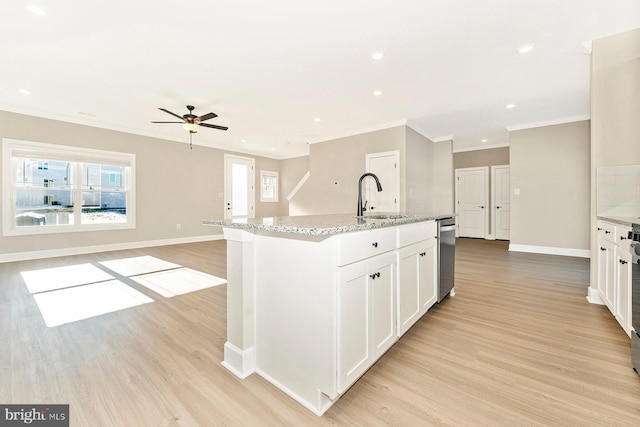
top-left (600, 247), bottom-right (606, 251)
top-left (496, 206), bottom-right (501, 209)
top-left (597, 227), bottom-right (602, 231)
top-left (620, 260), bottom-right (628, 265)
top-left (620, 236), bottom-right (627, 240)
top-left (369, 272), bottom-right (381, 280)
top-left (372, 242), bottom-right (378, 248)
top-left (419, 252), bottom-right (426, 257)
top-left (605, 230), bottom-right (611, 234)
top-left (479, 206), bottom-right (485, 209)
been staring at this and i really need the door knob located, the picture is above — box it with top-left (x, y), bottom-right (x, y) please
top-left (479, 206), bottom-right (485, 209)
top-left (496, 206), bottom-right (501, 209)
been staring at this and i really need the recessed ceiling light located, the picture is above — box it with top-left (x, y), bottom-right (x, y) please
top-left (517, 43), bottom-right (534, 54)
top-left (373, 90), bottom-right (383, 97)
top-left (371, 51), bottom-right (385, 61)
top-left (26, 4), bottom-right (47, 16)
top-left (506, 103), bottom-right (516, 109)
top-left (241, 139), bottom-right (247, 143)
top-left (481, 138), bottom-right (488, 143)
top-left (19, 89), bottom-right (31, 95)
top-left (271, 148), bottom-right (276, 151)
top-left (314, 117), bottom-right (321, 122)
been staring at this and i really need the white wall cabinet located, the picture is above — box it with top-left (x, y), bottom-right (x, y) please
top-left (338, 251), bottom-right (396, 393)
top-left (596, 220), bottom-right (632, 336)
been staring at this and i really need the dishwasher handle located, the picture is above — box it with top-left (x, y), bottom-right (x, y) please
top-left (439, 225), bottom-right (456, 232)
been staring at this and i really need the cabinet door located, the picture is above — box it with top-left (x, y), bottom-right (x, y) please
top-left (337, 260), bottom-right (370, 393)
top-left (616, 248), bottom-right (632, 336)
top-left (370, 252), bottom-right (396, 356)
top-left (600, 239), bottom-right (616, 311)
top-left (337, 252), bottom-right (396, 393)
top-left (397, 244), bottom-right (421, 336)
top-left (419, 238), bottom-right (438, 312)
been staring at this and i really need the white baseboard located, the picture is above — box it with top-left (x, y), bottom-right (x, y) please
top-left (586, 287), bottom-right (605, 304)
top-left (508, 244), bottom-right (590, 258)
top-left (222, 342), bottom-right (255, 380)
top-left (0, 234), bottom-right (225, 263)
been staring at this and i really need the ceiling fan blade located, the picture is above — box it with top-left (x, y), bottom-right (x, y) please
top-left (151, 121), bottom-right (184, 123)
top-left (196, 112), bottom-right (217, 122)
top-left (159, 108), bottom-right (185, 121)
top-left (199, 123), bottom-right (229, 131)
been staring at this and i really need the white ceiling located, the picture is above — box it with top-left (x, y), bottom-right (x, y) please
top-left (1, 1), bottom-right (639, 159)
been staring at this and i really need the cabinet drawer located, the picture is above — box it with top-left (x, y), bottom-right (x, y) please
top-left (336, 227), bottom-right (396, 266)
top-left (597, 221), bottom-right (615, 243)
top-left (397, 221), bottom-right (437, 248)
top-left (615, 225), bottom-right (632, 246)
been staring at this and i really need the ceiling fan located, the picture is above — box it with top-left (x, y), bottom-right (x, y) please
top-left (152, 105), bottom-right (228, 149)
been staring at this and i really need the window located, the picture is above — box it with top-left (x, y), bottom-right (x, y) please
top-left (2, 139), bottom-right (136, 236)
top-left (260, 170), bottom-right (278, 202)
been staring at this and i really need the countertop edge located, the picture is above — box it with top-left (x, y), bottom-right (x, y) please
top-left (202, 213), bottom-right (455, 236)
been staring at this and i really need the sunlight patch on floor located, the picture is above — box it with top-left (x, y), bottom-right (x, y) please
top-left (99, 255), bottom-right (182, 277)
top-left (32, 280), bottom-right (154, 327)
top-left (21, 264), bottom-right (114, 294)
top-left (131, 268), bottom-right (226, 297)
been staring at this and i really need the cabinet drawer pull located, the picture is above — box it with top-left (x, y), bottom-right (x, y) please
top-left (372, 242), bottom-right (378, 248)
top-left (419, 252), bottom-right (426, 257)
top-left (620, 236), bottom-right (627, 240)
top-left (620, 260), bottom-right (628, 265)
top-left (600, 247), bottom-right (606, 251)
top-left (605, 230), bottom-right (611, 234)
top-left (369, 272), bottom-right (381, 279)
top-left (597, 227), bottom-right (602, 231)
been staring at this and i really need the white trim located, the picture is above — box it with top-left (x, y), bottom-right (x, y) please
top-left (431, 135), bottom-right (454, 143)
top-left (307, 119), bottom-right (407, 145)
top-left (453, 142), bottom-right (510, 153)
top-left (586, 286), bottom-right (604, 304)
top-left (0, 234), bottom-right (224, 263)
top-left (506, 115), bottom-right (590, 132)
top-left (287, 171), bottom-right (310, 201)
top-left (222, 342), bottom-right (256, 380)
top-left (508, 244), bottom-right (590, 258)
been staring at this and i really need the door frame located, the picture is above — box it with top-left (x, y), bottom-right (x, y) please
top-left (490, 164), bottom-right (510, 241)
top-left (223, 153), bottom-right (255, 220)
top-left (366, 150), bottom-right (400, 213)
top-left (454, 166), bottom-right (489, 239)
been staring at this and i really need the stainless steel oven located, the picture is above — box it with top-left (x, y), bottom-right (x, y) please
top-left (631, 223), bottom-right (640, 375)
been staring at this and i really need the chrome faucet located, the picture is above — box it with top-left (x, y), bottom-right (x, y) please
top-left (357, 173), bottom-right (382, 216)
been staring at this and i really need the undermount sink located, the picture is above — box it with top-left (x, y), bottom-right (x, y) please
top-left (362, 214), bottom-right (410, 220)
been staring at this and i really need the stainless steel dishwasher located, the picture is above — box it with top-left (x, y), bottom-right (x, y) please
top-left (437, 217), bottom-right (456, 303)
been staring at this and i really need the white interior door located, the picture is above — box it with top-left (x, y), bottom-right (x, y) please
top-left (224, 154), bottom-right (255, 220)
top-left (366, 151), bottom-right (399, 213)
top-left (455, 167), bottom-right (488, 238)
top-left (492, 165), bottom-right (510, 240)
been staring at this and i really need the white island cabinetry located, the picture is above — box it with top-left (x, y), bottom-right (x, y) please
top-left (203, 213), bottom-right (451, 415)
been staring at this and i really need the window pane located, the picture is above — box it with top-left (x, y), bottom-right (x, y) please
top-left (81, 191), bottom-right (127, 224)
top-left (16, 159), bottom-right (73, 188)
top-left (82, 164), bottom-right (127, 190)
top-left (15, 188), bottom-right (75, 227)
top-left (231, 164), bottom-right (248, 216)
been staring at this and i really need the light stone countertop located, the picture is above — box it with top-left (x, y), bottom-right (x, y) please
top-left (203, 212), bottom-right (455, 236)
top-left (597, 215), bottom-right (640, 227)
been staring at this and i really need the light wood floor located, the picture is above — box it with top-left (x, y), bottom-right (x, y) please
top-left (2, 238), bottom-right (639, 426)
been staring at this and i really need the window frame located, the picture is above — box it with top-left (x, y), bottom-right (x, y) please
top-left (259, 170), bottom-right (279, 203)
top-left (2, 138), bottom-right (136, 236)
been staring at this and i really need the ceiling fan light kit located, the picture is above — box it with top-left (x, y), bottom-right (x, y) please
top-left (151, 104), bottom-right (229, 149)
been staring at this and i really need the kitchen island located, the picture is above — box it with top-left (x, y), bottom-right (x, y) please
top-left (203, 212), bottom-right (454, 415)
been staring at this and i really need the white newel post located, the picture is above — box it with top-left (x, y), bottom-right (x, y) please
top-left (221, 228), bottom-right (257, 378)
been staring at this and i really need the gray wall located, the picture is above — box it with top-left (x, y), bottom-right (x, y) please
top-left (509, 120), bottom-right (590, 250)
top-left (590, 28), bottom-right (640, 286)
top-left (279, 155), bottom-right (309, 215)
top-left (453, 147), bottom-right (509, 169)
top-left (0, 110), bottom-right (284, 256)
top-left (291, 126), bottom-right (405, 215)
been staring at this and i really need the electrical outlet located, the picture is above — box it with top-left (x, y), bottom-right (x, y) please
top-left (176, 223), bottom-right (181, 230)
